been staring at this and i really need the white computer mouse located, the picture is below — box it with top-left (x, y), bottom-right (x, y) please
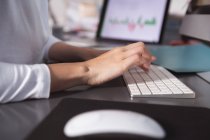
top-left (63, 109), bottom-right (166, 139)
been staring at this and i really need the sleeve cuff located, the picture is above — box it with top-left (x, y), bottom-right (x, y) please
top-left (34, 64), bottom-right (51, 99)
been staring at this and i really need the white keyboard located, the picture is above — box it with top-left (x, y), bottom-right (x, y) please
top-left (123, 65), bottom-right (195, 98)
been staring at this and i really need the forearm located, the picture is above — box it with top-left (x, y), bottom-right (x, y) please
top-left (48, 42), bottom-right (106, 62)
top-left (47, 42), bottom-right (155, 93)
top-left (48, 62), bottom-right (89, 92)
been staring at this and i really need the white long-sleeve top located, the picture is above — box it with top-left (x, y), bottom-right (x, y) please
top-left (0, 0), bottom-right (60, 103)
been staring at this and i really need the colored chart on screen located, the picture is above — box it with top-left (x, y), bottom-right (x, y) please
top-left (101, 0), bottom-right (167, 43)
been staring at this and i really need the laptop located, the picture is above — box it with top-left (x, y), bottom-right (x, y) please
top-left (96, 0), bottom-right (170, 45)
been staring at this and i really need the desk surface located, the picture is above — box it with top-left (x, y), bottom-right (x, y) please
top-left (0, 73), bottom-right (210, 140)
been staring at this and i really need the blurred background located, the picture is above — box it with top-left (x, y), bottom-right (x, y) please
top-left (49, 0), bottom-right (190, 43)
top-left (49, 0), bottom-right (103, 40)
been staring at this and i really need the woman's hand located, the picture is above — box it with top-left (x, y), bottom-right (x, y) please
top-left (85, 42), bottom-right (156, 85)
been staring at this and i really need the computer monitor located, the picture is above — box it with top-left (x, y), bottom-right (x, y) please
top-left (96, 0), bottom-right (170, 44)
top-left (180, 0), bottom-right (210, 83)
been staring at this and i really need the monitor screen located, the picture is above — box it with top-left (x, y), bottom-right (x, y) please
top-left (97, 0), bottom-right (169, 43)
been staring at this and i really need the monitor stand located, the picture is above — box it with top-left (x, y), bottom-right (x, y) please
top-left (197, 72), bottom-right (210, 83)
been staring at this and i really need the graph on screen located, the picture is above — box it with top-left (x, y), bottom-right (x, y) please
top-left (101, 0), bottom-right (167, 42)
top-left (108, 16), bottom-right (157, 32)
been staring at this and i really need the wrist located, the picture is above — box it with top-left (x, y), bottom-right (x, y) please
top-left (48, 62), bottom-right (91, 92)
top-left (83, 60), bottom-right (98, 86)
top-left (79, 62), bottom-right (91, 85)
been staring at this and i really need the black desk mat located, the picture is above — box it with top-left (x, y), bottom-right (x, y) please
top-left (27, 98), bottom-right (210, 140)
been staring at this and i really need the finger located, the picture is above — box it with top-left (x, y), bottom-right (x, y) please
top-left (153, 56), bottom-right (157, 61)
top-left (141, 48), bottom-right (154, 62)
top-left (124, 42), bottom-right (144, 50)
top-left (122, 54), bottom-right (140, 71)
top-left (122, 42), bottom-right (145, 59)
top-left (138, 56), bottom-right (155, 71)
top-left (143, 63), bottom-right (150, 70)
top-left (140, 48), bottom-right (156, 67)
top-left (139, 59), bottom-right (152, 70)
top-left (122, 46), bottom-right (152, 68)
top-left (121, 45), bottom-right (144, 60)
top-left (120, 42), bottom-right (155, 69)
top-left (141, 64), bottom-right (149, 72)
top-left (123, 55), bottom-right (150, 72)
top-left (125, 42), bottom-right (153, 63)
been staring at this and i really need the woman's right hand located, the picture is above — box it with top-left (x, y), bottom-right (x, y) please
top-left (85, 42), bottom-right (156, 86)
